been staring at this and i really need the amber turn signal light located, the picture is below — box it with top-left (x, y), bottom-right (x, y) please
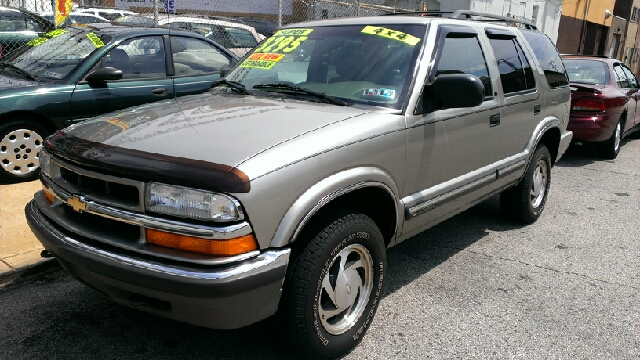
top-left (146, 229), bottom-right (258, 256)
top-left (43, 186), bottom-right (54, 203)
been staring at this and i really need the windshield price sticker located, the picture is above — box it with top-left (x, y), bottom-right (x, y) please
top-left (361, 26), bottom-right (421, 46)
top-left (86, 33), bottom-right (105, 48)
top-left (45, 29), bottom-right (67, 38)
top-left (239, 53), bottom-right (285, 70)
top-left (273, 28), bottom-right (314, 37)
top-left (254, 28), bottom-right (313, 54)
top-left (27, 37), bottom-right (48, 46)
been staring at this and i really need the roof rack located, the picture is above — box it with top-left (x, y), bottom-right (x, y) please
top-left (380, 11), bottom-right (453, 18)
top-left (451, 10), bottom-right (537, 30)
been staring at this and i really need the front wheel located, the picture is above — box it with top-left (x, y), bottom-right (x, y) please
top-left (281, 212), bottom-right (387, 359)
top-left (0, 121), bottom-right (48, 183)
top-left (500, 145), bottom-right (552, 224)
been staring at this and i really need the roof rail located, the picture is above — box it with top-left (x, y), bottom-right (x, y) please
top-left (380, 11), bottom-right (453, 17)
top-left (451, 10), bottom-right (538, 30)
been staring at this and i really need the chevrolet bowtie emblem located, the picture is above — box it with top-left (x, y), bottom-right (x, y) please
top-left (67, 196), bottom-right (87, 213)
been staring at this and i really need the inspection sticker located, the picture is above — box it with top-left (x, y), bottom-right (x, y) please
top-left (361, 26), bottom-right (421, 46)
top-left (239, 53), bottom-right (285, 70)
top-left (363, 88), bottom-right (396, 99)
top-left (44, 71), bottom-right (63, 79)
top-left (86, 33), bottom-right (104, 48)
top-left (273, 28), bottom-right (314, 37)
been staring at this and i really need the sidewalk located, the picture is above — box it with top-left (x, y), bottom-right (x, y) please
top-left (0, 180), bottom-right (50, 278)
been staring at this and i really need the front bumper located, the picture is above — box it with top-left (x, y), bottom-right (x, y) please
top-left (26, 199), bottom-right (291, 330)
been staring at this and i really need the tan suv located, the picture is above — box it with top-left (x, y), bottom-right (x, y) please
top-left (27, 11), bottom-right (572, 359)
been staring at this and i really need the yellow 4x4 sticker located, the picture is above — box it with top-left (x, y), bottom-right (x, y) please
top-left (253, 28), bottom-right (313, 54)
top-left (240, 53), bottom-right (285, 70)
top-left (361, 26), bottom-right (421, 46)
top-left (27, 37), bottom-right (48, 46)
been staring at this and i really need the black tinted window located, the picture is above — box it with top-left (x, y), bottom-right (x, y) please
top-left (489, 38), bottom-right (535, 94)
top-left (522, 30), bottom-right (569, 88)
top-left (622, 65), bottom-right (638, 88)
top-left (435, 36), bottom-right (492, 97)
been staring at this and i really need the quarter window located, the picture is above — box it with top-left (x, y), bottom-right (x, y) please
top-left (521, 30), bottom-right (569, 88)
top-left (489, 38), bottom-right (536, 94)
top-left (613, 64), bottom-right (629, 88)
top-left (435, 36), bottom-right (493, 97)
top-left (621, 65), bottom-right (638, 88)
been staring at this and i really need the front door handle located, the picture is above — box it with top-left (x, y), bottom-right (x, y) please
top-left (490, 113), bottom-right (500, 127)
top-left (151, 87), bottom-right (168, 96)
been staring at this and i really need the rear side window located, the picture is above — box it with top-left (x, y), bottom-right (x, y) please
top-left (621, 65), bottom-right (639, 88)
top-left (613, 64), bottom-right (629, 88)
top-left (489, 38), bottom-right (536, 94)
top-left (435, 36), bottom-right (493, 97)
top-left (521, 30), bottom-right (569, 88)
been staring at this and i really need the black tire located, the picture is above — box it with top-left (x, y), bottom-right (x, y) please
top-left (599, 118), bottom-right (622, 159)
top-left (0, 120), bottom-right (49, 183)
top-left (281, 212), bottom-right (387, 359)
top-left (500, 145), bottom-right (552, 224)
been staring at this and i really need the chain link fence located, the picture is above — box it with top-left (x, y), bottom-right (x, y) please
top-left (0, 0), bottom-right (434, 62)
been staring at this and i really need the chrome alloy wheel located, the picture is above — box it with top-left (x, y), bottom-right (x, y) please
top-left (0, 129), bottom-right (43, 176)
top-left (614, 121), bottom-right (621, 153)
top-left (318, 243), bottom-right (374, 335)
top-left (530, 158), bottom-right (548, 209)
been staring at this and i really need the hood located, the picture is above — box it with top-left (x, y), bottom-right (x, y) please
top-left (0, 73), bottom-right (40, 91)
top-left (45, 93), bottom-right (368, 192)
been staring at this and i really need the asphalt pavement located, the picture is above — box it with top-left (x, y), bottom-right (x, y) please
top-left (0, 138), bottom-right (638, 359)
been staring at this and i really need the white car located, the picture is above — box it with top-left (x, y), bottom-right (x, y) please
top-left (158, 16), bottom-right (263, 57)
top-left (75, 8), bottom-right (137, 21)
top-left (41, 12), bottom-right (109, 24)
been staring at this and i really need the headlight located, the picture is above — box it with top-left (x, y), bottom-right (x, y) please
top-left (39, 150), bottom-right (51, 176)
top-left (145, 182), bottom-right (244, 222)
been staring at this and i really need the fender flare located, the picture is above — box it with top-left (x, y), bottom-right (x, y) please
top-left (268, 167), bottom-right (401, 248)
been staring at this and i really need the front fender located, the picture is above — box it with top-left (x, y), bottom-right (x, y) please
top-left (268, 167), bottom-right (402, 248)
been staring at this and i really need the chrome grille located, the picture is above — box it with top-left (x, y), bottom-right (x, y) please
top-left (50, 156), bottom-right (146, 212)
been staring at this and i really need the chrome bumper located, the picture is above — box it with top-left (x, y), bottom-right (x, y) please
top-left (26, 199), bottom-right (291, 329)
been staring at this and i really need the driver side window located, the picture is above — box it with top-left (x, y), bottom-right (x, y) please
top-left (101, 36), bottom-right (166, 79)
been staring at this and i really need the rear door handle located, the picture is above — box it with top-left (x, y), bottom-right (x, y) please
top-left (534, 104), bottom-right (541, 115)
top-left (151, 87), bottom-right (168, 96)
top-left (490, 114), bottom-right (500, 127)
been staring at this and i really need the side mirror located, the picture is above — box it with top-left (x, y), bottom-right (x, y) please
top-left (86, 67), bottom-right (123, 83)
top-left (420, 74), bottom-right (485, 113)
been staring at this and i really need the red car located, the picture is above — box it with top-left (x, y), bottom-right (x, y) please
top-left (562, 56), bottom-right (640, 158)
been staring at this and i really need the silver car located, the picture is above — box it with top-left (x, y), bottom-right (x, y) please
top-left (27, 12), bottom-right (572, 359)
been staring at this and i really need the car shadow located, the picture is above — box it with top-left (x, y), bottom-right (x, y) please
top-left (9, 195), bottom-right (527, 359)
top-left (555, 136), bottom-right (638, 168)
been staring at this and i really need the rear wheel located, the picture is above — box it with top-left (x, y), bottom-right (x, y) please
top-left (0, 120), bottom-right (48, 183)
top-left (600, 118), bottom-right (622, 159)
top-left (281, 212), bottom-right (387, 359)
top-left (500, 145), bottom-right (552, 224)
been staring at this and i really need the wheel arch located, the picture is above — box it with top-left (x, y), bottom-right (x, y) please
top-left (0, 111), bottom-right (57, 135)
top-left (268, 167), bottom-right (401, 249)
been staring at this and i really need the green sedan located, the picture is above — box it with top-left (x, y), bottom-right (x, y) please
top-left (0, 23), bottom-right (238, 182)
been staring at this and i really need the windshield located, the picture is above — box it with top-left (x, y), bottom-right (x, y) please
top-left (563, 59), bottom-right (609, 85)
top-left (224, 24), bottom-right (426, 109)
top-left (2, 26), bottom-right (111, 81)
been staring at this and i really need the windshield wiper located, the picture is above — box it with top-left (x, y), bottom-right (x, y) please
top-left (210, 79), bottom-right (251, 95)
top-left (253, 83), bottom-right (347, 106)
top-left (0, 63), bottom-right (36, 81)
